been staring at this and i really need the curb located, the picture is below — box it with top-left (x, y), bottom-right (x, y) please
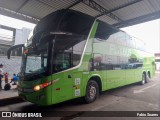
top-left (0, 96), bottom-right (25, 106)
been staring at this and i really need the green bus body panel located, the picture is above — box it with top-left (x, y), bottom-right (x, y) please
top-left (18, 21), bottom-right (98, 105)
top-left (19, 76), bottom-right (52, 105)
top-left (18, 19), bottom-right (155, 106)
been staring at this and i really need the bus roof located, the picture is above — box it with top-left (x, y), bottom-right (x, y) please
top-left (33, 9), bottom-right (95, 36)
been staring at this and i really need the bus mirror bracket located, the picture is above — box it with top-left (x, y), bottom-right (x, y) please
top-left (7, 44), bottom-right (24, 59)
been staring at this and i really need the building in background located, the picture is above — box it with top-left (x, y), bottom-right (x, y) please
top-left (0, 25), bottom-right (31, 76)
top-left (155, 53), bottom-right (160, 71)
top-left (0, 25), bottom-right (31, 56)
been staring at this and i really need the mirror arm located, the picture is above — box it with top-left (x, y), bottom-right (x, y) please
top-left (7, 44), bottom-right (24, 59)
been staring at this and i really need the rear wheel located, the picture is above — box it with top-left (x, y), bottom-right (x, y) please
top-left (84, 80), bottom-right (99, 103)
top-left (140, 73), bottom-right (146, 85)
top-left (145, 73), bottom-right (150, 83)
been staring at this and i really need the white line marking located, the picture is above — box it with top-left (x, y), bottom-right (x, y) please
top-left (133, 84), bottom-right (156, 94)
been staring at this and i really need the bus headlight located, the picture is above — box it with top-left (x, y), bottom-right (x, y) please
top-left (33, 85), bottom-right (41, 91)
top-left (33, 81), bottom-right (52, 91)
top-left (33, 79), bottom-right (59, 92)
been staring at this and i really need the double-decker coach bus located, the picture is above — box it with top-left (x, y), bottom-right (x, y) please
top-left (8, 9), bottom-right (155, 106)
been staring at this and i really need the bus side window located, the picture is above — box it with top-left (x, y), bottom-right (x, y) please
top-left (94, 21), bottom-right (118, 40)
top-left (93, 54), bottom-right (102, 71)
top-left (126, 35), bottom-right (136, 48)
top-left (134, 37), bottom-right (145, 51)
top-left (119, 57), bottom-right (128, 69)
top-left (72, 40), bottom-right (86, 66)
top-left (106, 55), bottom-right (119, 70)
top-left (114, 31), bottom-right (126, 46)
top-left (135, 63), bottom-right (142, 69)
top-left (88, 58), bottom-right (94, 71)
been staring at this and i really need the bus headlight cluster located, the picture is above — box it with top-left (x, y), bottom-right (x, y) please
top-left (33, 79), bottom-right (59, 92)
top-left (33, 82), bottom-right (51, 91)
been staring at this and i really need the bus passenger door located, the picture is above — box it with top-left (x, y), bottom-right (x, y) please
top-left (51, 53), bottom-right (73, 104)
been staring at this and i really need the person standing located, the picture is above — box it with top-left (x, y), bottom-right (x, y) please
top-left (0, 64), bottom-right (3, 89)
top-left (10, 73), bottom-right (18, 85)
top-left (4, 72), bottom-right (9, 84)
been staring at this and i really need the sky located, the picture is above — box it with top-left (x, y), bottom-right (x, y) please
top-left (121, 19), bottom-right (160, 53)
top-left (0, 15), bottom-right (36, 29)
top-left (0, 14), bottom-right (35, 41)
top-left (0, 14), bottom-right (159, 53)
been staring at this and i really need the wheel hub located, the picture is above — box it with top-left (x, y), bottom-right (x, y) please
top-left (89, 86), bottom-right (96, 99)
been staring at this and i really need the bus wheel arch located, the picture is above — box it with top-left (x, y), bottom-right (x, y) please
top-left (88, 76), bottom-right (102, 93)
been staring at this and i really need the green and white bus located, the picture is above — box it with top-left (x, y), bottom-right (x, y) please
top-left (8, 9), bottom-right (155, 106)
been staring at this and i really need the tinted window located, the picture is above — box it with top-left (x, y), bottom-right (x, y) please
top-left (113, 31), bottom-right (126, 46)
top-left (126, 35), bottom-right (136, 48)
top-left (52, 34), bottom-right (87, 73)
top-left (155, 59), bottom-right (160, 62)
top-left (95, 21), bottom-right (118, 40)
top-left (95, 21), bottom-right (127, 46)
top-left (134, 37), bottom-right (145, 51)
top-left (93, 54), bottom-right (102, 71)
top-left (92, 54), bottom-right (121, 71)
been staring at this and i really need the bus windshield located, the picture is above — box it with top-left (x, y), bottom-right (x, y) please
top-left (23, 41), bottom-right (48, 77)
top-left (21, 32), bottom-right (87, 80)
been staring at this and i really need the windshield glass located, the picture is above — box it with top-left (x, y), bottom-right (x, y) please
top-left (28, 29), bottom-right (33, 40)
top-left (24, 42), bottom-right (48, 76)
top-left (21, 32), bottom-right (87, 80)
top-left (52, 34), bottom-right (87, 73)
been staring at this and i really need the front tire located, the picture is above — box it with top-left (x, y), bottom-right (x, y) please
top-left (84, 80), bottom-right (99, 104)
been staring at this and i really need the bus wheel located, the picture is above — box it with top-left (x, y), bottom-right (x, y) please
top-left (140, 73), bottom-right (146, 85)
top-left (84, 80), bottom-right (99, 103)
top-left (145, 73), bottom-right (150, 83)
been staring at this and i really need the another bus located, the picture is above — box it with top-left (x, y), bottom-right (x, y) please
top-left (8, 9), bottom-right (155, 106)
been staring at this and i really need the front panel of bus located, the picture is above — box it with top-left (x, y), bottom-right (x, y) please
top-left (17, 10), bottom-right (95, 106)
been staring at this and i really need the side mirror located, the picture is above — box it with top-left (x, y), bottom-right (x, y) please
top-left (7, 44), bottom-right (24, 59)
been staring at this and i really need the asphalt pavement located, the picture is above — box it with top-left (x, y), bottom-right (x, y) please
top-left (0, 79), bottom-right (18, 100)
